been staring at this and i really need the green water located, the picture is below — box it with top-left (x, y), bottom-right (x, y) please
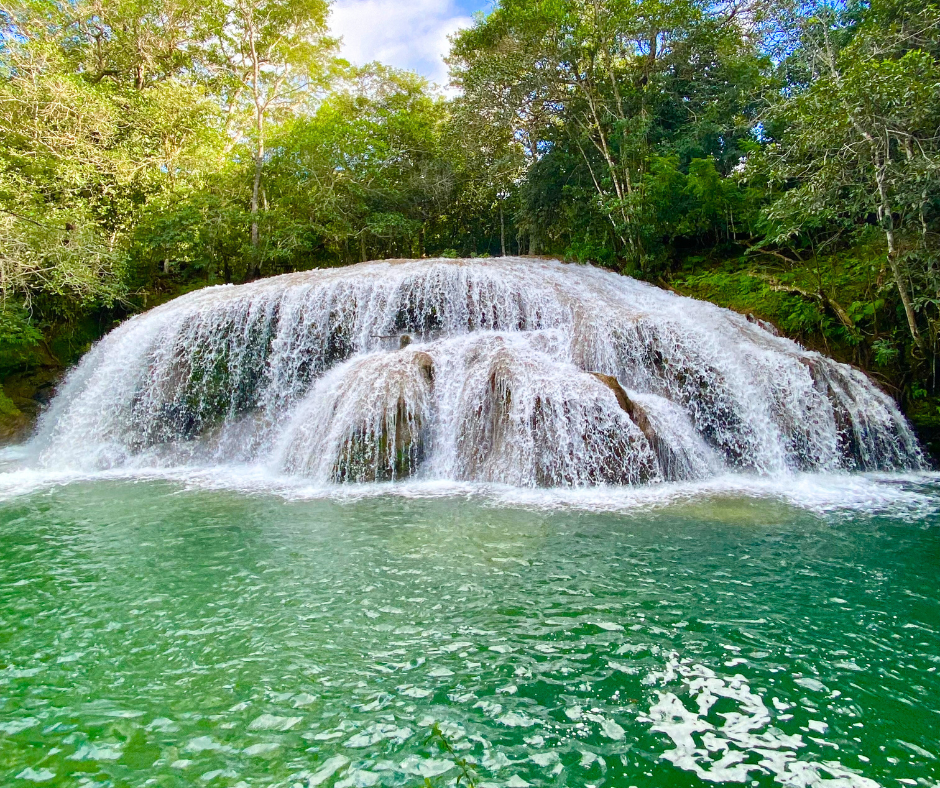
top-left (1, 480), bottom-right (938, 787)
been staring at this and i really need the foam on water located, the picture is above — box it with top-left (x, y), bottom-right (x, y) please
top-left (1, 449), bottom-right (938, 520)
top-left (5, 257), bottom-right (927, 498)
top-left (640, 655), bottom-right (880, 787)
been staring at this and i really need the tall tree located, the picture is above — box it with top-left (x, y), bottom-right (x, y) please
top-left (203, 0), bottom-right (336, 275)
top-left (260, 65), bottom-right (454, 265)
top-left (0, 0), bottom-right (224, 312)
top-left (450, 0), bottom-right (766, 263)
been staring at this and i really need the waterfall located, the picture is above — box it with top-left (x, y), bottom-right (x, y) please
top-left (30, 258), bottom-right (924, 486)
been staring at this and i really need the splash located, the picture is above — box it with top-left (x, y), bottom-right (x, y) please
top-left (28, 258), bottom-right (923, 486)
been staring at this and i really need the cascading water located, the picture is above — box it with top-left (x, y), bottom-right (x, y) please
top-left (29, 257), bottom-right (924, 486)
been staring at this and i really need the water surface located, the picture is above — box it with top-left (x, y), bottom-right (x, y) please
top-left (1, 477), bottom-right (938, 787)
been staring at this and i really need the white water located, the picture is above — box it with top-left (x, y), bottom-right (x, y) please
top-left (22, 258), bottom-right (925, 489)
top-left (640, 654), bottom-right (881, 787)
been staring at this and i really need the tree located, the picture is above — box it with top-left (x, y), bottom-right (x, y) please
top-left (0, 0), bottom-right (225, 313)
top-left (449, 0), bottom-right (767, 265)
top-left (759, 0), bottom-right (940, 357)
top-left (202, 0), bottom-right (336, 275)
top-left (261, 65), bottom-right (454, 265)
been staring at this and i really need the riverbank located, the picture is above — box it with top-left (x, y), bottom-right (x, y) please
top-left (0, 314), bottom-right (113, 443)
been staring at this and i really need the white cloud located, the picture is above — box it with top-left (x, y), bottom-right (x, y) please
top-left (330, 0), bottom-right (473, 87)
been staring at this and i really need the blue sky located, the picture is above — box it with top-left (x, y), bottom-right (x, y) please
top-left (330, 0), bottom-right (491, 87)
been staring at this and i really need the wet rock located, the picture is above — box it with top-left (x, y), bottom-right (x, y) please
top-left (591, 373), bottom-right (635, 418)
top-left (589, 372), bottom-right (683, 480)
top-left (455, 345), bottom-right (515, 481)
top-left (329, 354), bottom-right (435, 483)
top-left (413, 351), bottom-right (434, 384)
top-left (394, 293), bottom-right (444, 334)
top-left (746, 313), bottom-right (780, 336)
top-left (333, 399), bottom-right (425, 483)
top-left (801, 357), bottom-right (861, 469)
top-left (0, 396), bottom-right (30, 444)
top-left (590, 373), bottom-right (659, 440)
top-left (0, 367), bottom-right (66, 445)
top-left (324, 311), bottom-right (353, 367)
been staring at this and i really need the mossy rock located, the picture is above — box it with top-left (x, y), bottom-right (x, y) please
top-left (333, 399), bottom-right (426, 483)
top-left (0, 367), bottom-right (65, 445)
top-left (332, 353), bottom-right (433, 482)
top-left (0, 385), bottom-right (31, 444)
top-left (907, 399), bottom-right (940, 464)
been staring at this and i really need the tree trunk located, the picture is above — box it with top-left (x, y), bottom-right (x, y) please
top-left (875, 165), bottom-right (924, 353)
top-left (250, 154), bottom-right (263, 247)
top-left (500, 204), bottom-right (506, 257)
top-left (885, 230), bottom-right (923, 354)
top-left (247, 4), bottom-right (264, 280)
top-left (249, 112), bottom-right (264, 278)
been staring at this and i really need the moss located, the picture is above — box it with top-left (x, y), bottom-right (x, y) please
top-left (907, 399), bottom-right (940, 464)
top-left (0, 385), bottom-right (21, 418)
top-left (0, 384), bottom-right (30, 444)
top-left (908, 398), bottom-right (940, 429)
top-left (668, 243), bottom-right (893, 370)
top-left (332, 408), bottom-right (425, 483)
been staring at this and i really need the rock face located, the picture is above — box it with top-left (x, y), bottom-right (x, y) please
top-left (0, 396), bottom-right (31, 444)
top-left (332, 350), bottom-right (434, 482)
top-left (413, 352), bottom-right (434, 384)
top-left (589, 372), bottom-right (687, 480)
top-left (28, 257), bottom-right (924, 485)
top-left (590, 373), bottom-right (645, 429)
top-left (333, 398), bottom-right (424, 483)
top-left (0, 367), bottom-right (64, 445)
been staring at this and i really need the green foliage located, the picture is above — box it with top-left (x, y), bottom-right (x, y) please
top-left (259, 66), bottom-right (453, 267)
top-left (423, 723), bottom-right (478, 788)
top-left (449, 0), bottom-right (767, 263)
top-left (751, 0), bottom-right (940, 367)
top-left (873, 338), bottom-right (900, 368)
top-left (0, 0), bottom-right (230, 321)
top-left (0, 303), bottom-right (43, 373)
top-left (676, 267), bottom-right (828, 338)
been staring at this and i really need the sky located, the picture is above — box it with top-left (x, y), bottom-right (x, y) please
top-left (330, 0), bottom-right (490, 88)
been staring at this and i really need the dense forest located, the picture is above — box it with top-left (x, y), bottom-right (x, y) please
top-left (1, 0), bottom-right (939, 450)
